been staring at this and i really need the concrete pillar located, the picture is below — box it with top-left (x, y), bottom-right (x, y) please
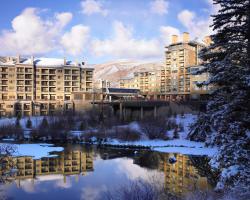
top-left (140, 107), bottom-right (144, 120)
top-left (119, 102), bottom-right (123, 120)
top-left (154, 106), bottom-right (157, 118)
top-left (123, 107), bottom-right (126, 121)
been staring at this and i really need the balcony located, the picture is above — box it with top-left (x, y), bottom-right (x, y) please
top-left (49, 88), bottom-right (56, 92)
top-left (1, 81), bottom-right (8, 85)
top-left (25, 68), bottom-right (33, 73)
top-left (64, 69), bottom-right (71, 74)
top-left (49, 82), bottom-right (56, 86)
top-left (41, 88), bottom-right (49, 92)
top-left (72, 70), bottom-right (79, 75)
top-left (41, 81), bottom-right (48, 86)
top-left (25, 81), bottom-right (32, 85)
top-left (24, 105), bottom-right (31, 110)
top-left (1, 75), bottom-right (8, 79)
top-left (64, 76), bottom-right (71, 80)
top-left (42, 69), bottom-right (49, 74)
top-left (25, 87), bottom-right (32, 92)
top-left (17, 87), bottom-right (24, 92)
top-left (25, 75), bottom-right (32, 79)
top-left (49, 75), bottom-right (56, 80)
top-left (17, 68), bottom-right (24, 73)
top-left (49, 69), bottom-right (56, 74)
top-left (41, 75), bottom-right (48, 80)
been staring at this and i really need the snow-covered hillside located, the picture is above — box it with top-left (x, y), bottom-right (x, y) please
top-left (93, 60), bottom-right (164, 87)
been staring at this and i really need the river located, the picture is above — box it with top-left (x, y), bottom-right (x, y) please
top-left (0, 143), bottom-right (216, 200)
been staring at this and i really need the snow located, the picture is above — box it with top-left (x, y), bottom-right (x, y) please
top-left (103, 139), bottom-right (217, 157)
top-left (21, 57), bottom-right (79, 67)
top-left (154, 146), bottom-right (217, 156)
top-left (173, 114), bottom-right (197, 139)
top-left (1, 143), bottom-right (64, 159)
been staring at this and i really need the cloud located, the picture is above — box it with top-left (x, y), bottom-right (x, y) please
top-left (55, 12), bottom-right (73, 28)
top-left (150, 0), bottom-right (169, 15)
top-left (81, 0), bottom-right (108, 16)
top-left (61, 25), bottom-right (90, 56)
top-left (0, 8), bottom-right (72, 55)
top-left (177, 9), bottom-right (212, 39)
top-left (160, 26), bottom-right (180, 45)
top-left (81, 185), bottom-right (107, 200)
top-left (91, 21), bottom-right (162, 59)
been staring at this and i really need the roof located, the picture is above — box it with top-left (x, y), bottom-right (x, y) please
top-left (166, 40), bottom-right (206, 49)
top-left (0, 56), bottom-right (94, 69)
top-left (103, 88), bottom-right (140, 94)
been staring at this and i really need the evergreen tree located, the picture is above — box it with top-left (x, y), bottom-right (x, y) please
top-left (15, 118), bottom-right (21, 128)
top-left (26, 118), bottom-right (32, 129)
top-left (173, 127), bottom-right (179, 139)
top-left (40, 117), bottom-right (49, 129)
top-left (189, 0), bottom-right (250, 196)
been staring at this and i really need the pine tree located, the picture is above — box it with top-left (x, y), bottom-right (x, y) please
top-left (26, 118), bottom-right (32, 129)
top-left (189, 0), bottom-right (250, 196)
top-left (173, 127), bottom-right (179, 139)
top-left (15, 118), bottom-right (21, 128)
top-left (40, 117), bottom-right (49, 129)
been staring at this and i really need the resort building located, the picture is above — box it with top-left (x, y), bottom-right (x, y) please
top-left (10, 150), bottom-right (94, 187)
top-left (119, 34), bottom-right (212, 101)
top-left (0, 56), bottom-right (94, 117)
top-left (160, 33), bottom-right (212, 100)
top-left (160, 153), bottom-right (211, 196)
top-left (119, 69), bottom-right (162, 98)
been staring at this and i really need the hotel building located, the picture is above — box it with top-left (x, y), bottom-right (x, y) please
top-left (119, 69), bottom-right (162, 98)
top-left (0, 56), bottom-right (94, 117)
top-left (160, 153), bottom-right (211, 196)
top-left (160, 33), bottom-right (212, 100)
top-left (2, 150), bottom-right (94, 187)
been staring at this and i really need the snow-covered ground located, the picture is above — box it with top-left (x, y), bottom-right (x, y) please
top-left (102, 138), bottom-right (217, 156)
top-left (0, 143), bottom-right (64, 159)
top-left (0, 114), bottom-right (217, 157)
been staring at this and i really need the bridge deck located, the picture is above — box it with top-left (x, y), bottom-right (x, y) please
top-left (93, 100), bottom-right (169, 108)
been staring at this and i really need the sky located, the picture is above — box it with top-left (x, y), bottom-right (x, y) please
top-left (0, 0), bottom-right (216, 64)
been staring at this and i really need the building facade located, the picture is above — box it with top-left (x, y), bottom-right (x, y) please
top-left (160, 153), bottom-right (211, 197)
top-left (0, 56), bottom-right (94, 117)
top-left (160, 33), bottom-right (212, 100)
top-left (119, 69), bottom-right (161, 97)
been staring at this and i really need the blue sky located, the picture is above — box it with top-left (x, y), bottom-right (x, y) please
top-left (0, 0), bottom-right (214, 64)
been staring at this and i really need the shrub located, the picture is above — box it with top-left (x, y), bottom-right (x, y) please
top-left (114, 127), bottom-right (141, 141)
top-left (140, 117), bottom-right (169, 140)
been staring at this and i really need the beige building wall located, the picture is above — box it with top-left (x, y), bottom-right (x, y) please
top-left (119, 70), bottom-right (162, 95)
top-left (0, 56), bottom-right (94, 117)
top-left (161, 33), bottom-right (211, 100)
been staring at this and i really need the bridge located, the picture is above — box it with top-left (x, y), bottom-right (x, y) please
top-left (93, 100), bottom-right (169, 121)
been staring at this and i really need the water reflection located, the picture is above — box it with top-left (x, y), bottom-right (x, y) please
top-left (13, 148), bottom-right (94, 187)
top-left (0, 145), bottom-right (215, 199)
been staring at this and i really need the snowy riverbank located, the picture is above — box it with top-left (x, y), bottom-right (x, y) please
top-left (0, 143), bottom-right (64, 159)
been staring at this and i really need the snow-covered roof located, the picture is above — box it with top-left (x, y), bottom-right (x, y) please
top-left (0, 56), bottom-right (94, 69)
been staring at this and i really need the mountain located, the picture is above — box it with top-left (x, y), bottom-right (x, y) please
top-left (92, 60), bottom-right (164, 87)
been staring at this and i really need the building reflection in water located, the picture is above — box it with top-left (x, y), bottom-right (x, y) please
top-left (159, 153), bottom-right (211, 197)
top-left (3, 148), bottom-right (212, 197)
top-left (12, 150), bottom-right (94, 187)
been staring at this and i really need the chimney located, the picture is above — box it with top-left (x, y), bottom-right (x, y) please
top-left (17, 55), bottom-right (20, 63)
top-left (30, 56), bottom-right (34, 64)
top-left (203, 36), bottom-right (212, 46)
top-left (171, 35), bottom-right (178, 44)
top-left (64, 57), bottom-right (66, 65)
top-left (183, 32), bottom-right (190, 43)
